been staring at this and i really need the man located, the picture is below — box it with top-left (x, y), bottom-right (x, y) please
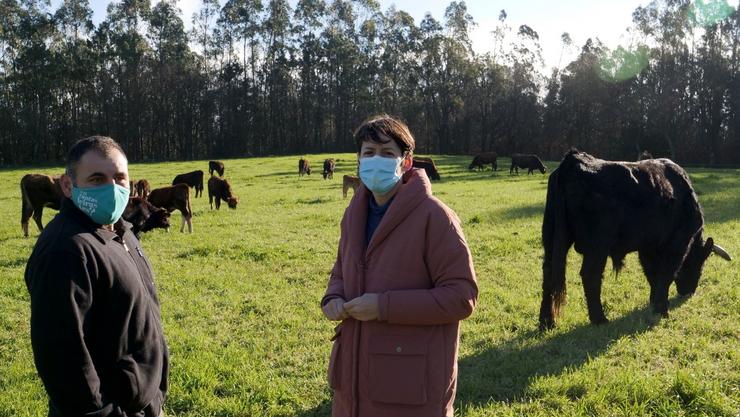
top-left (24, 136), bottom-right (169, 417)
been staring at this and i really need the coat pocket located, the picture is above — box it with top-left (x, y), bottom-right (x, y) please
top-left (328, 338), bottom-right (342, 390)
top-left (368, 337), bottom-right (428, 405)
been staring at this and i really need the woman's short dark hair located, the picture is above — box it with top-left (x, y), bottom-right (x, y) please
top-left (65, 136), bottom-right (126, 180)
top-left (353, 114), bottom-right (415, 155)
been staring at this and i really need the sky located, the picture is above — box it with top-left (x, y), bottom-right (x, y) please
top-left (58, 0), bottom-right (740, 70)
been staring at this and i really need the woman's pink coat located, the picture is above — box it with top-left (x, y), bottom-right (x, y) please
top-left (322, 168), bottom-right (478, 417)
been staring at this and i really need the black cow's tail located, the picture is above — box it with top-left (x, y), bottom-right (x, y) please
top-left (539, 166), bottom-right (571, 330)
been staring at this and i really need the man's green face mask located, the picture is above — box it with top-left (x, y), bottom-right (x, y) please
top-left (71, 183), bottom-right (130, 225)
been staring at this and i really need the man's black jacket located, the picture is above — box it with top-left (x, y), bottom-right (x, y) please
top-left (25, 198), bottom-right (169, 417)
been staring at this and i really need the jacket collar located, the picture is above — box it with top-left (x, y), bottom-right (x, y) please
top-left (347, 168), bottom-right (432, 258)
top-left (61, 198), bottom-right (133, 243)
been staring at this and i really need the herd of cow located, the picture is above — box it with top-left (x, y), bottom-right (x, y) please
top-left (16, 150), bottom-right (733, 328)
top-left (20, 160), bottom-right (239, 238)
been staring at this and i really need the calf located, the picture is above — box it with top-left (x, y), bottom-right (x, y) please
top-left (134, 179), bottom-right (151, 199)
top-left (207, 176), bottom-right (239, 210)
top-left (299, 158), bottom-right (311, 177)
top-left (469, 152), bottom-right (498, 171)
top-left (412, 157), bottom-right (441, 181)
top-left (172, 170), bottom-right (204, 197)
top-left (123, 197), bottom-right (171, 238)
top-left (209, 160), bottom-right (225, 177)
top-left (147, 183), bottom-right (194, 233)
top-left (20, 174), bottom-right (64, 237)
top-left (342, 174), bottom-right (361, 198)
top-left (539, 150), bottom-right (731, 329)
top-left (510, 153), bottom-right (547, 175)
top-left (323, 158), bottom-right (335, 180)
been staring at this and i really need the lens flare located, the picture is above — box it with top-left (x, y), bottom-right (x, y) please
top-left (597, 45), bottom-right (650, 82)
top-left (689, 0), bottom-right (735, 27)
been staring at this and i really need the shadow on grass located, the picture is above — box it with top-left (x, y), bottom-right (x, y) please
top-left (294, 400), bottom-right (332, 417)
top-left (456, 296), bottom-right (688, 407)
top-left (689, 172), bottom-right (740, 224)
top-left (497, 203), bottom-right (545, 220)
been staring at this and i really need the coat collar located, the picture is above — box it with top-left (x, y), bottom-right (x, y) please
top-left (347, 168), bottom-right (432, 258)
top-left (61, 198), bottom-right (133, 243)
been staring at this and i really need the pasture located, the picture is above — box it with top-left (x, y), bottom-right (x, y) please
top-left (0, 154), bottom-right (738, 417)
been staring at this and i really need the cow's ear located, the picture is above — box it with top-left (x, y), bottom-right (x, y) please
top-left (60, 174), bottom-right (73, 198)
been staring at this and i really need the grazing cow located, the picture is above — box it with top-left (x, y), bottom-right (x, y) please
top-left (207, 176), bottom-right (239, 210)
top-left (209, 160), bottom-right (225, 177)
top-left (342, 174), bottom-right (361, 198)
top-left (123, 197), bottom-right (171, 238)
top-left (147, 184), bottom-right (194, 233)
top-left (323, 158), bottom-right (335, 180)
top-left (510, 153), bottom-right (547, 175)
top-left (172, 170), bottom-right (204, 198)
top-left (134, 179), bottom-right (151, 199)
top-left (412, 157), bottom-right (441, 181)
top-left (469, 152), bottom-right (498, 171)
top-left (539, 150), bottom-right (731, 329)
top-left (299, 158), bottom-right (311, 177)
top-left (20, 174), bottom-right (64, 237)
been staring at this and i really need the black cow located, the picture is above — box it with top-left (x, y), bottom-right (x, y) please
top-left (299, 158), bottom-right (311, 177)
top-left (209, 160), bottom-right (225, 177)
top-left (412, 157), bottom-right (441, 181)
top-left (123, 197), bottom-right (171, 238)
top-left (172, 170), bottom-right (204, 198)
top-left (539, 150), bottom-right (731, 329)
top-left (323, 158), bottom-right (335, 180)
top-left (510, 153), bottom-right (547, 175)
top-left (20, 174), bottom-right (64, 237)
top-left (469, 152), bottom-right (498, 171)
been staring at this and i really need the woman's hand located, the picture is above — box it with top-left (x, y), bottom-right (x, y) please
top-left (322, 298), bottom-right (349, 321)
top-left (343, 293), bottom-right (380, 321)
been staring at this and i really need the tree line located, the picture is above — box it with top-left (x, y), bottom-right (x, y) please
top-left (0, 0), bottom-right (738, 166)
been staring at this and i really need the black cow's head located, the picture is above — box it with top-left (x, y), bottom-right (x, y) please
top-left (141, 207), bottom-right (171, 233)
top-left (227, 196), bottom-right (238, 209)
top-left (676, 235), bottom-right (731, 296)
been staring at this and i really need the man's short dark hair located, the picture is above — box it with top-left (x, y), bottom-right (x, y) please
top-left (353, 114), bottom-right (416, 155)
top-left (66, 136), bottom-right (126, 180)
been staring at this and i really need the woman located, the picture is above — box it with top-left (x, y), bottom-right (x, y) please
top-left (321, 115), bottom-right (478, 417)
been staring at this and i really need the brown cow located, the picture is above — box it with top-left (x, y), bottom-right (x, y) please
top-left (299, 158), bottom-right (311, 177)
top-left (469, 152), bottom-right (498, 171)
top-left (412, 157), bottom-right (441, 180)
top-left (342, 174), bottom-right (361, 198)
top-left (209, 160), bottom-right (225, 177)
top-left (172, 170), bottom-right (204, 197)
top-left (147, 183), bottom-right (194, 233)
top-left (123, 197), bottom-right (171, 238)
top-left (20, 174), bottom-right (64, 237)
top-left (133, 179), bottom-right (151, 199)
top-left (207, 176), bottom-right (239, 210)
top-left (323, 158), bottom-right (335, 180)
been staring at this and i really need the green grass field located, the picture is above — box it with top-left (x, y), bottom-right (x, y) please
top-left (0, 154), bottom-right (738, 417)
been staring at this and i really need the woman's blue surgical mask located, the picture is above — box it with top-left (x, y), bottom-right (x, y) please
top-left (72, 183), bottom-right (130, 225)
top-left (359, 155), bottom-right (403, 195)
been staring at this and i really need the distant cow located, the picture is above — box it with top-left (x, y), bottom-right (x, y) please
top-left (342, 174), bottom-right (361, 198)
top-left (412, 157), bottom-right (441, 181)
top-left (209, 160), bottom-right (225, 177)
top-left (123, 197), bottom-right (171, 238)
top-left (147, 183), bottom-right (194, 233)
top-left (133, 179), bottom-right (151, 199)
top-left (20, 174), bottom-right (64, 237)
top-left (299, 158), bottom-right (311, 177)
top-left (539, 150), bottom-right (731, 329)
top-left (207, 176), bottom-right (239, 210)
top-left (510, 153), bottom-right (546, 175)
top-left (172, 170), bottom-right (204, 198)
top-left (323, 159), bottom-right (335, 180)
top-left (469, 152), bottom-right (498, 171)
